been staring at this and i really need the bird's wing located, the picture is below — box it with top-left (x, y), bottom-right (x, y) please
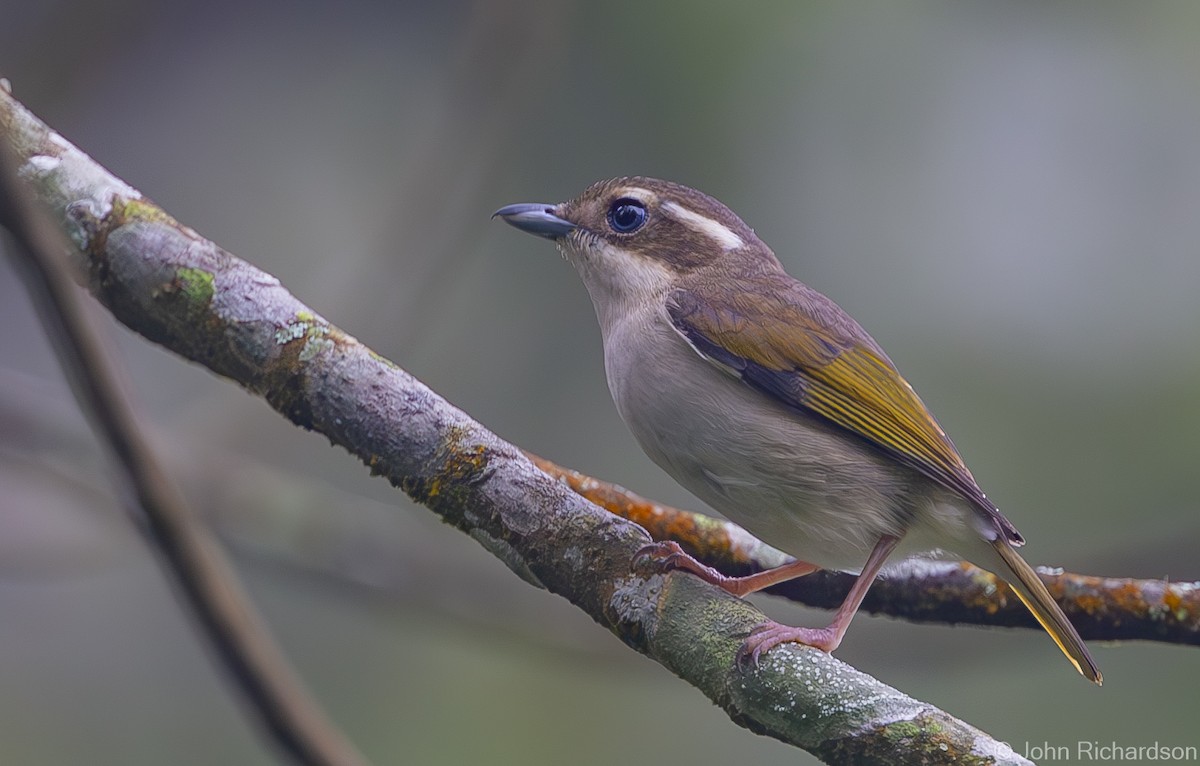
top-left (666, 282), bottom-right (1021, 544)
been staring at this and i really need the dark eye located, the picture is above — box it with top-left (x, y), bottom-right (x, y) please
top-left (607, 198), bottom-right (647, 233)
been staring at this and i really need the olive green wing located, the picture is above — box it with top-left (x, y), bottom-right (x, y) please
top-left (666, 283), bottom-right (1021, 544)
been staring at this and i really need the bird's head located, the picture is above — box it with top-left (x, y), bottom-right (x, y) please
top-left (494, 177), bottom-right (781, 326)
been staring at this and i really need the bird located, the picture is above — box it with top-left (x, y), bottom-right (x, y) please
top-left (493, 177), bottom-right (1101, 684)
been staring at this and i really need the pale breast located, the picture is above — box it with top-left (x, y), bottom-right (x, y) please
top-left (601, 306), bottom-right (933, 570)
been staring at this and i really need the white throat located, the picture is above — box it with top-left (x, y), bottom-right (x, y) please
top-left (562, 238), bottom-right (675, 339)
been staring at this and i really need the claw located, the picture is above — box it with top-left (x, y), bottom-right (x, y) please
top-left (735, 621), bottom-right (839, 670)
top-left (732, 535), bottom-right (900, 669)
top-left (632, 541), bottom-right (726, 583)
top-left (632, 540), bottom-right (687, 570)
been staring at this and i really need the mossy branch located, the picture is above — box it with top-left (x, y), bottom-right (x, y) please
top-left (2, 85), bottom-right (1031, 765)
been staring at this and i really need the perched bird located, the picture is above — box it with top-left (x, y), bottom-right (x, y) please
top-left (494, 177), bottom-right (1101, 683)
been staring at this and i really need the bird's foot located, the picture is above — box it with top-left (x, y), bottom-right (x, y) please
top-left (633, 541), bottom-right (821, 597)
top-left (632, 541), bottom-right (733, 589)
top-left (736, 621), bottom-right (840, 669)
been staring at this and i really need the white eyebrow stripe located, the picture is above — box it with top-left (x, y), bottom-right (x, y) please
top-left (661, 201), bottom-right (743, 250)
top-left (615, 186), bottom-right (657, 201)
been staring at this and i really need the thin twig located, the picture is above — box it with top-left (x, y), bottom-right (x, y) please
top-left (0, 104), bottom-right (369, 766)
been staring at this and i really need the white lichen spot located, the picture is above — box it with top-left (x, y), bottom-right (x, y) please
top-left (16, 124), bottom-right (143, 223)
top-left (299, 335), bottom-right (332, 362)
top-left (26, 155), bottom-right (61, 173)
top-left (274, 323), bottom-right (308, 345)
top-left (562, 546), bottom-right (584, 570)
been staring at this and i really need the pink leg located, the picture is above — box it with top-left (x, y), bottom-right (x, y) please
top-left (634, 541), bottom-right (819, 597)
top-left (739, 534), bottom-right (901, 667)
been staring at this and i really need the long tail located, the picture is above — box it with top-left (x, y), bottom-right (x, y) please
top-left (988, 539), bottom-right (1102, 685)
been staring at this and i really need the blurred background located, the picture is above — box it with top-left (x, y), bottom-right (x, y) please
top-left (3, 1), bottom-right (1199, 763)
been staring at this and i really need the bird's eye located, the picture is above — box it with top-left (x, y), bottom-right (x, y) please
top-left (607, 198), bottom-right (647, 233)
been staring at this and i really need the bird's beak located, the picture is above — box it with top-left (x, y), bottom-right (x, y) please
top-left (492, 203), bottom-right (577, 239)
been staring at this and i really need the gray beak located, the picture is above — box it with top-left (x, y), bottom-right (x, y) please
top-left (492, 203), bottom-right (576, 239)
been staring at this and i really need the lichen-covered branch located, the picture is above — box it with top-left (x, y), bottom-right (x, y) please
top-left (1, 85), bottom-right (1030, 765)
top-left (0, 122), bottom-right (369, 766)
top-left (529, 457), bottom-right (1200, 645)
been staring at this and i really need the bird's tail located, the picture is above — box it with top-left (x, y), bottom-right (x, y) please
top-left (982, 539), bottom-right (1102, 685)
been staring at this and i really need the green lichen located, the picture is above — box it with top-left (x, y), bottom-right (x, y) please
top-left (116, 197), bottom-right (177, 227)
top-left (883, 721), bottom-right (922, 741)
top-left (697, 597), bottom-right (747, 663)
top-left (691, 510), bottom-right (731, 535)
top-left (274, 314), bottom-right (333, 353)
top-left (175, 267), bottom-right (214, 307)
top-left (817, 716), bottom-right (994, 766)
top-left (859, 720), bottom-right (988, 766)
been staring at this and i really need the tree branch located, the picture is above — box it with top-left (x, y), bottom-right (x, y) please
top-left (0, 85), bottom-right (370, 766)
top-left (1, 83), bottom-right (1032, 765)
top-left (528, 457), bottom-right (1200, 645)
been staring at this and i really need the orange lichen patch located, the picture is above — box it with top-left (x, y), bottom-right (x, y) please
top-left (1071, 593), bottom-right (1108, 617)
top-left (955, 562), bottom-right (1005, 612)
top-left (1036, 573), bottom-right (1200, 639)
top-left (1162, 587), bottom-right (1183, 613)
top-left (429, 442), bottom-right (490, 499)
top-left (1106, 582), bottom-right (1146, 615)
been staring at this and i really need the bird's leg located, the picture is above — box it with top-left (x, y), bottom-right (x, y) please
top-left (633, 540), bottom-right (820, 598)
top-left (738, 534), bottom-right (901, 667)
